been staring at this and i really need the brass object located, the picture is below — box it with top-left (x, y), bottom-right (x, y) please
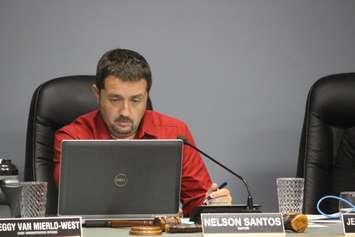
top-left (129, 226), bottom-right (162, 236)
top-left (154, 216), bottom-right (181, 231)
top-left (283, 213), bottom-right (308, 233)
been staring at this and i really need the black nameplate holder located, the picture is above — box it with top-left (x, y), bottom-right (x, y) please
top-left (190, 204), bottom-right (261, 224)
top-left (0, 216), bottom-right (82, 237)
top-left (201, 213), bottom-right (285, 236)
top-left (343, 213), bottom-right (355, 236)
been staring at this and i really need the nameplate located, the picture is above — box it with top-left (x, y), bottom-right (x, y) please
top-left (0, 216), bottom-right (82, 237)
top-left (343, 213), bottom-right (355, 235)
top-left (201, 213), bottom-right (285, 236)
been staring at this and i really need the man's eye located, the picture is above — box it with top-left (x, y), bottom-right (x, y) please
top-left (110, 98), bottom-right (121, 102)
top-left (132, 98), bottom-right (142, 103)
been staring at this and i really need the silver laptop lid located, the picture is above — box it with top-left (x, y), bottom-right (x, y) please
top-left (58, 139), bottom-right (183, 220)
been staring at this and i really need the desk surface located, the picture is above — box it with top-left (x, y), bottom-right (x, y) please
top-left (0, 206), bottom-right (346, 236)
top-left (83, 222), bottom-right (344, 237)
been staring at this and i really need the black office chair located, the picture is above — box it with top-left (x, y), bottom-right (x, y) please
top-left (25, 75), bottom-right (153, 215)
top-left (297, 73), bottom-right (355, 214)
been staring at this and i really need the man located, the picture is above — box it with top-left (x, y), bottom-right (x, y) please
top-left (53, 48), bottom-right (232, 217)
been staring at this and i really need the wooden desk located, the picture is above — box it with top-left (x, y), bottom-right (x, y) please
top-left (83, 222), bottom-right (344, 237)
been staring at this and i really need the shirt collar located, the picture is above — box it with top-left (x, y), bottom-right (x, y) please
top-left (135, 110), bottom-right (159, 139)
top-left (94, 111), bottom-right (113, 139)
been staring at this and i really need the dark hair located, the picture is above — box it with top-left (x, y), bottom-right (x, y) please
top-left (96, 48), bottom-right (152, 92)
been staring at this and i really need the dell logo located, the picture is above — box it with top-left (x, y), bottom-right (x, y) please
top-left (113, 173), bottom-right (128, 187)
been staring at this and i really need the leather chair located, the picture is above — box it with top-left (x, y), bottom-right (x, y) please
top-left (297, 73), bottom-right (355, 214)
top-left (25, 75), bottom-right (153, 215)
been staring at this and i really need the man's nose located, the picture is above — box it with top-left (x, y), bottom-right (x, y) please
top-left (119, 100), bottom-right (131, 116)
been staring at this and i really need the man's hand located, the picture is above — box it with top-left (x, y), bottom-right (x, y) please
top-left (204, 182), bottom-right (232, 205)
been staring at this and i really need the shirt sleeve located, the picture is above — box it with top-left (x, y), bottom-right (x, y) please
top-left (179, 125), bottom-right (212, 217)
top-left (53, 129), bottom-right (75, 187)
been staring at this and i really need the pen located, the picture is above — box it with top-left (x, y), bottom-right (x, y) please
top-left (203, 182), bottom-right (228, 204)
top-left (217, 181), bottom-right (228, 189)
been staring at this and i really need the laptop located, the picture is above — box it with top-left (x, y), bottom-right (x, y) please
top-left (58, 139), bottom-right (183, 221)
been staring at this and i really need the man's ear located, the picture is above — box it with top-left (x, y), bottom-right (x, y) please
top-left (91, 84), bottom-right (100, 102)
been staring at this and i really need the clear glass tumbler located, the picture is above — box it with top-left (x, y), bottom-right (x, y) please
top-left (276, 177), bottom-right (304, 215)
top-left (339, 191), bottom-right (355, 214)
top-left (20, 181), bottom-right (47, 217)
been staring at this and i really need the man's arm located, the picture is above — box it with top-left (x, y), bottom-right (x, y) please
top-left (179, 126), bottom-right (212, 217)
top-left (179, 124), bottom-right (232, 216)
top-left (53, 130), bottom-right (75, 187)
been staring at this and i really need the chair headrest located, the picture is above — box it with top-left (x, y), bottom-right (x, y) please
top-left (32, 75), bottom-right (97, 129)
top-left (308, 73), bottom-right (355, 128)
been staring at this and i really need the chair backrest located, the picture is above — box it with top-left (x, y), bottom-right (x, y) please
top-left (297, 73), bottom-right (355, 214)
top-left (25, 75), bottom-right (153, 215)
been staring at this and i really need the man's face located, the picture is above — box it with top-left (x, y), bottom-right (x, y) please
top-left (93, 75), bottom-right (148, 139)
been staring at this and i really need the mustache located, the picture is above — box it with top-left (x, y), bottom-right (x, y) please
top-left (115, 115), bottom-right (133, 123)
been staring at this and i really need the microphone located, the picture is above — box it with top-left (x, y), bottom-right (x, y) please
top-left (177, 136), bottom-right (255, 211)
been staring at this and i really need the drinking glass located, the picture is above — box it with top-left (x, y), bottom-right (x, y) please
top-left (339, 191), bottom-right (355, 214)
top-left (276, 177), bottom-right (304, 215)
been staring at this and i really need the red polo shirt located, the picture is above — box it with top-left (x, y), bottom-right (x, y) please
top-left (53, 109), bottom-right (212, 217)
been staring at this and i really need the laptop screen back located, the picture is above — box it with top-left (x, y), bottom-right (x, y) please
top-left (58, 139), bottom-right (183, 219)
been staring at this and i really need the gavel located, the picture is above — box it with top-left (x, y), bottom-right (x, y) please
top-left (110, 216), bottom-right (186, 235)
top-left (283, 214), bottom-right (308, 233)
top-left (109, 216), bottom-right (181, 231)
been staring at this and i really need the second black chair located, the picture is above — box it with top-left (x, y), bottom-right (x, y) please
top-left (297, 73), bottom-right (355, 214)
